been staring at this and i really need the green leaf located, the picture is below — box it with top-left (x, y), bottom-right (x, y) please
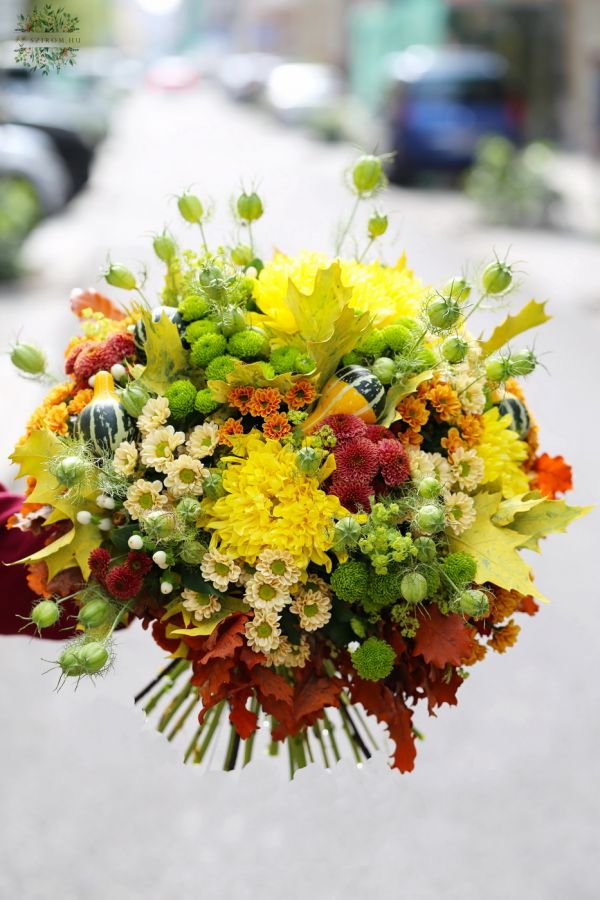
top-left (480, 300), bottom-right (551, 357)
top-left (509, 498), bottom-right (592, 552)
top-left (13, 522), bottom-right (102, 581)
top-left (285, 263), bottom-right (372, 388)
top-left (138, 309), bottom-right (188, 394)
top-left (491, 491), bottom-right (546, 527)
top-left (449, 492), bottom-right (549, 603)
top-left (380, 370), bottom-right (433, 428)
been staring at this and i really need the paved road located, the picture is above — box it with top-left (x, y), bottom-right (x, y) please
top-left (0, 87), bottom-right (599, 900)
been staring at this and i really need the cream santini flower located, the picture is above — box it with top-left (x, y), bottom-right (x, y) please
top-left (113, 440), bottom-right (138, 476)
top-left (244, 576), bottom-right (290, 613)
top-left (181, 588), bottom-right (221, 622)
top-left (444, 491), bottom-right (476, 536)
top-left (290, 589), bottom-right (331, 631)
top-left (255, 549), bottom-right (301, 588)
top-left (186, 422), bottom-right (220, 460)
top-left (137, 396), bottom-right (170, 434)
top-left (164, 455), bottom-right (207, 498)
top-left (450, 447), bottom-right (484, 492)
top-left (140, 425), bottom-right (185, 473)
top-left (124, 479), bottom-right (167, 520)
top-left (200, 548), bottom-right (241, 592)
top-left (245, 609), bottom-right (281, 653)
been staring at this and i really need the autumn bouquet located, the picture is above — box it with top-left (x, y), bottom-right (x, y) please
top-left (8, 156), bottom-right (588, 774)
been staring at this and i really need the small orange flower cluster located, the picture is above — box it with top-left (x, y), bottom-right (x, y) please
top-left (396, 376), bottom-right (483, 452)
top-left (224, 379), bottom-right (316, 444)
top-left (20, 380), bottom-right (77, 440)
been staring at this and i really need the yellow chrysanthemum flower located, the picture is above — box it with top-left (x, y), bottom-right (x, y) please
top-left (203, 436), bottom-right (346, 571)
top-left (252, 250), bottom-right (426, 333)
top-left (475, 407), bottom-right (530, 498)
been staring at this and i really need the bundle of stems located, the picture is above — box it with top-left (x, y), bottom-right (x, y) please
top-left (135, 662), bottom-right (380, 775)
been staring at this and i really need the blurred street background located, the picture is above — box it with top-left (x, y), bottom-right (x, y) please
top-left (0, 2), bottom-right (599, 899)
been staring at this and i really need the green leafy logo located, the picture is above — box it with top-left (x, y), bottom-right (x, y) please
top-left (15, 4), bottom-right (80, 75)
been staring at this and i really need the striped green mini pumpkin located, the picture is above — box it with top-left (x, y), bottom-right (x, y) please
top-left (78, 370), bottom-right (136, 455)
top-left (497, 393), bottom-right (530, 439)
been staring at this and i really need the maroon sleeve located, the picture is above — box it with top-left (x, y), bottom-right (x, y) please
top-left (0, 487), bottom-right (73, 639)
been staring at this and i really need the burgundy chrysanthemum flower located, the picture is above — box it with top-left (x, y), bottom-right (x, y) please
top-left (65, 341), bottom-right (92, 375)
top-left (377, 439), bottom-right (410, 487)
top-left (328, 476), bottom-right (373, 513)
top-left (105, 564), bottom-right (143, 601)
top-left (88, 547), bottom-right (111, 583)
top-left (319, 414), bottom-right (367, 444)
top-left (73, 333), bottom-right (136, 383)
top-left (126, 550), bottom-right (153, 575)
top-left (334, 437), bottom-right (379, 482)
top-left (365, 424), bottom-right (394, 444)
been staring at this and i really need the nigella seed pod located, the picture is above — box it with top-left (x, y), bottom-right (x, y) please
top-left (103, 263), bottom-right (137, 291)
top-left (427, 296), bottom-right (461, 331)
top-left (334, 516), bottom-right (362, 551)
top-left (442, 277), bottom-right (471, 304)
top-left (457, 589), bottom-right (489, 618)
top-left (59, 647), bottom-right (85, 677)
top-left (414, 504), bottom-right (445, 534)
top-left (153, 231), bottom-right (177, 262)
top-left (119, 381), bottom-right (150, 418)
top-left (485, 357), bottom-right (510, 384)
top-left (176, 497), bottom-right (201, 522)
top-left (31, 600), bottom-right (60, 630)
top-left (237, 191), bottom-right (263, 222)
top-left (352, 155), bottom-right (384, 195)
top-left (482, 261), bottom-right (513, 295)
top-left (177, 193), bottom-right (204, 224)
top-left (231, 244), bottom-right (253, 267)
top-left (367, 212), bottom-right (388, 238)
top-left (55, 455), bottom-right (87, 487)
top-left (441, 336), bottom-right (469, 364)
top-left (401, 572), bottom-right (428, 604)
top-left (417, 477), bottom-right (441, 499)
top-left (414, 537), bottom-right (437, 563)
top-left (508, 349), bottom-right (537, 377)
top-left (180, 542), bottom-right (205, 565)
top-left (220, 305), bottom-right (246, 337)
top-left (10, 341), bottom-right (47, 376)
top-left (296, 447), bottom-right (321, 477)
top-left (371, 357), bottom-right (396, 385)
top-left (78, 600), bottom-right (110, 629)
top-left (202, 472), bottom-right (225, 500)
top-left (79, 642), bottom-right (109, 675)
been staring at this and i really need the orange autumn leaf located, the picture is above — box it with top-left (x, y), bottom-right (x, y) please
top-left (293, 675), bottom-right (341, 721)
top-left (532, 453), bottom-right (573, 499)
top-left (26, 561), bottom-right (50, 598)
top-left (199, 613), bottom-right (249, 665)
top-left (70, 288), bottom-right (126, 321)
top-left (350, 677), bottom-right (416, 772)
top-left (412, 606), bottom-right (474, 668)
top-left (229, 688), bottom-right (258, 739)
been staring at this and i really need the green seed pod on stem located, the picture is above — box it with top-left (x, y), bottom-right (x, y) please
top-left (153, 231), bottom-right (177, 262)
top-left (31, 600), bottom-right (60, 630)
top-left (103, 263), bottom-right (137, 291)
top-left (237, 192), bottom-right (263, 222)
top-left (414, 504), bottom-right (445, 535)
top-left (427, 296), bottom-right (461, 331)
top-left (177, 193), bottom-right (204, 224)
top-left (10, 341), bottom-right (48, 377)
top-left (401, 572), bottom-right (428, 604)
top-left (352, 155), bottom-right (385, 195)
top-left (367, 212), bottom-right (388, 238)
top-left (482, 261), bottom-right (513, 295)
top-left (457, 589), bottom-right (489, 618)
top-left (442, 276), bottom-right (471, 304)
top-left (508, 349), bottom-right (537, 377)
top-left (441, 336), bottom-right (469, 364)
top-left (78, 600), bottom-right (111, 629)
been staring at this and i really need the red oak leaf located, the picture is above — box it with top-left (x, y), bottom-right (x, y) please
top-left (70, 287), bottom-right (126, 321)
top-left (412, 607), bottom-right (474, 668)
top-left (229, 688), bottom-right (258, 739)
top-left (350, 678), bottom-right (416, 772)
top-left (423, 668), bottom-right (463, 715)
top-left (518, 595), bottom-right (539, 617)
top-left (200, 613), bottom-right (249, 664)
top-left (294, 675), bottom-right (341, 721)
top-left (253, 666), bottom-right (294, 706)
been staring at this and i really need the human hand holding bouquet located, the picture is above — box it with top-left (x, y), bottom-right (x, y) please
top-left (6, 155), bottom-right (589, 774)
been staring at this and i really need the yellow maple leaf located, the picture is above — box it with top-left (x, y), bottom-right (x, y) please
top-left (509, 498), bottom-right (592, 552)
top-left (138, 308), bottom-right (188, 394)
top-left (449, 491), bottom-right (549, 603)
top-left (480, 300), bottom-right (551, 357)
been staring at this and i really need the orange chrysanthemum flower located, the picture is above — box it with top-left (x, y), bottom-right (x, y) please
top-left (228, 385), bottom-right (255, 415)
top-left (462, 637), bottom-right (487, 666)
top-left (45, 403), bottom-right (69, 435)
top-left (219, 418), bottom-right (244, 446)
top-left (427, 383), bottom-right (462, 423)
top-left (67, 388), bottom-right (93, 415)
top-left (285, 379), bottom-right (316, 410)
top-left (397, 396), bottom-right (430, 431)
top-left (490, 587), bottom-right (525, 624)
top-left (263, 412), bottom-right (292, 441)
top-left (458, 413), bottom-right (484, 447)
top-left (441, 427), bottom-right (465, 455)
top-left (397, 428), bottom-right (424, 448)
top-left (532, 453), bottom-right (573, 499)
top-left (249, 387), bottom-right (281, 418)
top-left (488, 619), bottom-right (520, 654)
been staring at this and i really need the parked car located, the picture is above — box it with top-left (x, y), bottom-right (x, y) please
top-left (216, 53), bottom-right (285, 102)
top-left (0, 53), bottom-right (110, 196)
top-left (264, 63), bottom-right (345, 127)
top-left (384, 45), bottom-right (524, 183)
top-left (0, 124), bottom-right (71, 279)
